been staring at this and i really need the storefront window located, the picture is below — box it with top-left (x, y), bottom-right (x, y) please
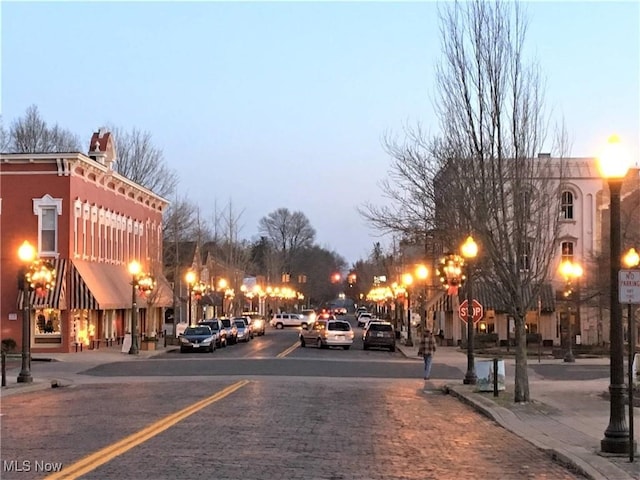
top-left (34, 308), bottom-right (62, 344)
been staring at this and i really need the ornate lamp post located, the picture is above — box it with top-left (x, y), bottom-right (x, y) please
top-left (17, 241), bottom-right (56, 383)
top-left (598, 134), bottom-right (632, 454)
top-left (185, 271), bottom-right (196, 325)
top-left (461, 235), bottom-right (478, 385)
top-left (402, 273), bottom-right (414, 346)
top-left (559, 260), bottom-right (583, 363)
top-left (218, 278), bottom-right (229, 317)
top-left (416, 265), bottom-right (428, 330)
top-left (128, 261), bottom-right (155, 355)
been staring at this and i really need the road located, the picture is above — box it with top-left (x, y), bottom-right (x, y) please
top-left (0, 319), bottom-right (590, 479)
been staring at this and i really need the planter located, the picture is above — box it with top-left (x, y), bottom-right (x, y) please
top-left (140, 340), bottom-right (156, 351)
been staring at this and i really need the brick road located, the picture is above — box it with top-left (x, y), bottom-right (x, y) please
top-left (0, 377), bottom-right (586, 479)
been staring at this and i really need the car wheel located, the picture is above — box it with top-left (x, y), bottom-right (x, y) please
top-left (389, 345), bottom-right (396, 352)
top-left (180, 346), bottom-right (187, 353)
top-left (300, 336), bottom-right (306, 347)
top-left (363, 343), bottom-right (369, 350)
top-left (276, 323), bottom-right (284, 329)
top-left (210, 344), bottom-right (215, 353)
top-left (301, 323), bottom-right (308, 329)
top-left (343, 345), bottom-right (350, 350)
top-left (317, 339), bottom-right (326, 349)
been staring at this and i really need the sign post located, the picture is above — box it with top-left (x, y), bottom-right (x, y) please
top-left (459, 299), bottom-right (484, 324)
top-left (619, 269), bottom-right (639, 461)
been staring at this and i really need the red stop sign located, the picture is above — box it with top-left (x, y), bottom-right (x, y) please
top-left (458, 299), bottom-right (484, 324)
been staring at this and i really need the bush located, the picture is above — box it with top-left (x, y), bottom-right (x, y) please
top-left (1, 338), bottom-right (17, 352)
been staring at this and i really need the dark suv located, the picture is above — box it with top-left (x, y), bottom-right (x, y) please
top-left (198, 319), bottom-right (227, 348)
top-left (363, 321), bottom-right (396, 352)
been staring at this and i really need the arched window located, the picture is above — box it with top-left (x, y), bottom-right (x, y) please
top-left (561, 191), bottom-right (574, 220)
top-left (561, 241), bottom-right (574, 262)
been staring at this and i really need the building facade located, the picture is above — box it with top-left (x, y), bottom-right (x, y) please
top-left (0, 129), bottom-right (173, 353)
top-left (401, 156), bottom-right (639, 348)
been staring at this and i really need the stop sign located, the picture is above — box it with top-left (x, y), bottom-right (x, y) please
top-left (458, 299), bottom-right (484, 324)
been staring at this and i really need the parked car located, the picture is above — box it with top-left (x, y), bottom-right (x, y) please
top-left (332, 306), bottom-right (347, 315)
top-left (179, 325), bottom-right (216, 353)
top-left (233, 317), bottom-right (253, 342)
top-left (363, 321), bottom-right (396, 352)
top-left (357, 312), bottom-right (373, 328)
top-left (355, 307), bottom-right (368, 318)
top-left (270, 313), bottom-right (306, 329)
top-left (220, 318), bottom-right (238, 344)
top-left (198, 319), bottom-right (227, 348)
top-left (242, 312), bottom-right (266, 336)
top-left (299, 318), bottom-right (354, 350)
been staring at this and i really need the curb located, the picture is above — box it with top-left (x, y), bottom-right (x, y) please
top-left (444, 384), bottom-right (634, 480)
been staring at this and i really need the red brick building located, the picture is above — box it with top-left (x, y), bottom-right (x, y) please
top-left (0, 129), bottom-right (172, 353)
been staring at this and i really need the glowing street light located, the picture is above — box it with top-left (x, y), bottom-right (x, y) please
top-left (461, 235), bottom-right (478, 385)
top-left (559, 260), bottom-right (583, 363)
top-left (598, 134), bottom-right (633, 455)
top-left (185, 270), bottom-right (197, 325)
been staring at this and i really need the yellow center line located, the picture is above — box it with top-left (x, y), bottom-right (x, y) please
top-left (276, 340), bottom-right (299, 358)
top-left (45, 380), bottom-right (250, 480)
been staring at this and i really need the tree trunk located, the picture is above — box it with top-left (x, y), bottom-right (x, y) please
top-left (514, 314), bottom-right (530, 402)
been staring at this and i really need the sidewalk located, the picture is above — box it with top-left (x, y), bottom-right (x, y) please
top-left (397, 341), bottom-right (639, 480)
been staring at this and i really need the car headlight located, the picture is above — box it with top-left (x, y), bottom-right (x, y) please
top-left (180, 337), bottom-right (189, 344)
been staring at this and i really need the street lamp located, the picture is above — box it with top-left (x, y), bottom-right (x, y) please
top-left (402, 273), bottom-right (414, 346)
top-left (461, 235), bottom-right (478, 385)
top-left (185, 271), bottom-right (196, 325)
top-left (416, 265), bottom-right (428, 331)
top-left (17, 241), bottom-right (56, 383)
top-left (623, 247), bottom-right (639, 461)
top-left (598, 134), bottom-right (633, 455)
top-left (559, 260), bottom-right (583, 363)
top-left (218, 278), bottom-right (228, 316)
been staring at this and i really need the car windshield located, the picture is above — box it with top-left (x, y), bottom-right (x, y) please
top-left (221, 319), bottom-right (231, 327)
top-left (234, 321), bottom-right (246, 328)
top-left (200, 322), bottom-right (219, 331)
top-left (185, 327), bottom-right (210, 336)
top-left (328, 321), bottom-right (351, 331)
top-left (369, 323), bottom-right (392, 332)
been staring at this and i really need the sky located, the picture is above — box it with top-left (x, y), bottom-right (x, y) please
top-left (2, 1), bottom-right (639, 266)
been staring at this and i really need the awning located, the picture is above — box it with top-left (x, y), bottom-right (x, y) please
top-left (71, 260), bottom-right (130, 310)
top-left (71, 260), bottom-right (173, 310)
top-left (17, 259), bottom-right (67, 310)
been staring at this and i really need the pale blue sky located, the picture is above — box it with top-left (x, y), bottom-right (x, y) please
top-left (2, 1), bottom-right (638, 265)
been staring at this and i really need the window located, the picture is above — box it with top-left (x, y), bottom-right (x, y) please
top-left (561, 191), bottom-right (574, 220)
top-left (33, 194), bottom-right (62, 255)
top-left (41, 208), bottom-right (56, 252)
top-left (561, 242), bottom-right (574, 262)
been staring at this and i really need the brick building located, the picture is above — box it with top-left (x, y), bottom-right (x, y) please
top-left (0, 128), bottom-right (173, 353)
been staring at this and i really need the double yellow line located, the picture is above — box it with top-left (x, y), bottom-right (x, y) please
top-left (276, 341), bottom-right (299, 358)
top-left (46, 380), bottom-right (249, 480)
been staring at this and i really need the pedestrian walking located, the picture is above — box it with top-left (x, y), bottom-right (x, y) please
top-left (418, 328), bottom-right (437, 384)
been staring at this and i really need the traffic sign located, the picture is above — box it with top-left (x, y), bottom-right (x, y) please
top-left (459, 299), bottom-right (484, 324)
top-left (619, 270), bottom-right (640, 304)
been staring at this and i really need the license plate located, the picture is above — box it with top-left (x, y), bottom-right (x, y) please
top-left (193, 343), bottom-right (199, 348)
top-left (377, 332), bottom-right (384, 337)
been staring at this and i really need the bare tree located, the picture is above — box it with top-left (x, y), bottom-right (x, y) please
top-left (107, 125), bottom-right (177, 199)
top-left (358, 125), bottom-right (441, 240)
top-left (433, 0), bottom-right (568, 402)
top-left (258, 208), bottom-right (316, 273)
top-left (6, 105), bottom-right (80, 152)
top-left (0, 117), bottom-right (9, 151)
